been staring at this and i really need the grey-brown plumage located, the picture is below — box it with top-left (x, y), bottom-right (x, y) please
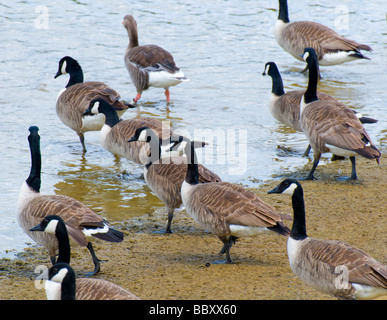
top-left (269, 179), bottom-right (387, 300)
top-left (262, 61), bottom-right (377, 157)
top-left (262, 62), bottom-right (377, 132)
top-left (300, 48), bottom-right (381, 180)
top-left (179, 139), bottom-right (290, 263)
top-left (84, 98), bottom-right (175, 164)
top-left (128, 127), bottom-right (222, 233)
top-left (55, 56), bottom-right (132, 152)
top-left (262, 62), bottom-right (337, 132)
top-left (122, 15), bottom-right (188, 103)
top-left (18, 126), bottom-right (124, 276)
top-left (275, 0), bottom-right (372, 70)
top-left (75, 278), bottom-right (140, 300)
top-left (46, 263), bottom-right (140, 300)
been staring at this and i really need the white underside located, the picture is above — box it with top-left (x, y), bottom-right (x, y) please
top-left (81, 113), bottom-right (106, 132)
top-left (229, 225), bottom-right (269, 238)
top-left (352, 283), bottom-right (387, 300)
top-left (17, 182), bottom-right (39, 219)
top-left (180, 180), bottom-right (193, 205)
top-left (82, 224), bottom-right (109, 237)
top-left (326, 144), bottom-right (358, 157)
top-left (45, 280), bottom-right (62, 300)
top-left (149, 70), bottom-right (188, 89)
top-left (56, 88), bottom-right (67, 103)
top-left (319, 51), bottom-right (359, 66)
top-left (287, 236), bottom-right (301, 268)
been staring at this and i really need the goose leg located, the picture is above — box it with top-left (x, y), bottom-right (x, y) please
top-left (350, 156), bottom-right (357, 180)
top-left (303, 144), bottom-right (312, 157)
top-left (164, 89), bottom-right (170, 103)
top-left (213, 237), bottom-right (233, 264)
top-left (86, 242), bottom-right (101, 277)
top-left (219, 236), bottom-right (237, 254)
top-left (78, 132), bottom-right (86, 153)
top-left (133, 93), bottom-right (142, 104)
top-left (165, 208), bottom-right (174, 234)
top-left (305, 156), bottom-right (320, 180)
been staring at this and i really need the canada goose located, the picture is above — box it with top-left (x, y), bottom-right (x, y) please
top-left (177, 138), bottom-right (290, 264)
top-left (55, 56), bottom-right (134, 152)
top-left (17, 126), bottom-right (124, 276)
top-left (83, 98), bottom-right (173, 164)
top-left (262, 61), bottom-right (377, 156)
top-left (122, 14), bottom-right (188, 104)
top-left (262, 62), bottom-right (377, 131)
top-left (46, 262), bottom-right (140, 300)
top-left (275, 0), bottom-right (372, 72)
top-left (30, 215), bottom-right (71, 265)
top-left (268, 179), bottom-right (387, 300)
top-left (299, 48), bottom-right (381, 180)
top-left (128, 127), bottom-right (222, 233)
top-left (84, 98), bottom-right (206, 165)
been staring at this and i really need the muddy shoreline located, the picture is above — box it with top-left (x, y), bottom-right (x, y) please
top-left (0, 154), bottom-right (386, 300)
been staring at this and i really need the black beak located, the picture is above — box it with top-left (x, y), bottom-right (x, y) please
top-left (127, 136), bottom-right (137, 143)
top-left (168, 136), bottom-right (184, 152)
top-left (267, 186), bottom-right (281, 194)
top-left (29, 223), bottom-right (44, 232)
top-left (82, 107), bottom-right (93, 117)
top-left (54, 70), bottom-right (62, 79)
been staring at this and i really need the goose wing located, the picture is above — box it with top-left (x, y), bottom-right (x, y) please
top-left (194, 182), bottom-right (286, 228)
top-left (284, 21), bottom-right (371, 59)
top-left (27, 195), bottom-right (103, 246)
top-left (302, 101), bottom-right (380, 159)
top-left (76, 278), bottom-right (141, 300)
top-left (128, 44), bottom-right (179, 73)
top-left (304, 239), bottom-right (387, 288)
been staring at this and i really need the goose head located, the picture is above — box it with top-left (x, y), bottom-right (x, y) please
top-left (45, 263), bottom-right (76, 300)
top-left (268, 178), bottom-right (301, 196)
top-left (128, 126), bottom-right (154, 143)
top-left (29, 215), bottom-right (65, 235)
top-left (83, 98), bottom-right (112, 116)
top-left (54, 56), bottom-right (81, 79)
top-left (302, 48), bottom-right (318, 65)
top-left (262, 62), bottom-right (278, 77)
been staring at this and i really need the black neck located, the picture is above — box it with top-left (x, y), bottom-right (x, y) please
top-left (290, 187), bottom-right (307, 240)
top-left (101, 105), bottom-right (120, 127)
top-left (185, 142), bottom-right (199, 185)
top-left (66, 64), bottom-right (84, 88)
top-left (146, 131), bottom-right (163, 166)
top-left (26, 133), bottom-right (41, 193)
top-left (55, 220), bottom-right (71, 264)
top-left (270, 66), bottom-right (285, 96)
top-left (304, 57), bottom-right (319, 104)
top-left (61, 271), bottom-right (76, 300)
top-left (278, 0), bottom-right (290, 23)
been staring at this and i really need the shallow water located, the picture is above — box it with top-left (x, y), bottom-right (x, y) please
top-left (0, 0), bottom-right (386, 257)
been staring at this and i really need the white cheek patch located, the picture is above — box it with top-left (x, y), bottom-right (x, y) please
top-left (91, 101), bottom-right (100, 114)
top-left (302, 51), bottom-right (310, 62)
top-left (61, 60), bottom-right (67, 75)
top-left (264, 64), bottom-right (270, 75)
top-left (50, 268), bottom-right (69, 283)
top-left (45, 219), bottom-right (59, 234)
top-left (138, 130), bottom-right (149, 142)
top-left (283, 183), bottom-right (298, 195)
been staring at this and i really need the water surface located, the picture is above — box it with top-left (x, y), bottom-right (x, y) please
top-left (1, 0), bottom-right (386, 257)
